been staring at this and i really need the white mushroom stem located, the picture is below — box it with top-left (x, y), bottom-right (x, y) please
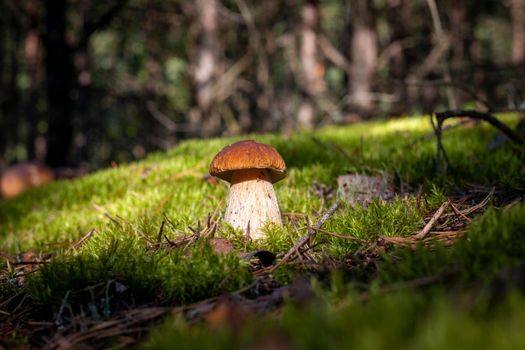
top-left (224, 168), bottom-right (282, 240)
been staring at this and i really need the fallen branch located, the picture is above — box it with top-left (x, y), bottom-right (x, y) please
top-left (433, 110), bottom-right (524, 175)
top-left (379, 193), bottom-right (493, 249)
top-left (381, 230), bottom-right (465, 248)
top-left (435, 110), bottom-right (524, 144)
top-left (267, 202), bottom-right (340, 273)
top-left (449, 202), bottom-right (472, 224)
top-left (439, 188), bottom-right (493, 219)
top-left (414, 200), bottom-right (450, 239)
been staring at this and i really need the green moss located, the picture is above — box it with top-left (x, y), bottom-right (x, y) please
top-left (378, 203), bottom-right (525, 283)
top-left (427, 184), bottom-right (448, 210)
top-left (1, 113), bottom-right (524, 346)
top-left (318, 197), bottom-right (425, 259)
top-left (1, 114), bottom-right (523, 252)
top-left (145, 289), bottom-right (525, 350)
top-left (26, 228), bottom-right (252, 315)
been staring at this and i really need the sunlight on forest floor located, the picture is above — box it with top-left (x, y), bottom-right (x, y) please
top-left (1, 113), bottom-right (524, 348)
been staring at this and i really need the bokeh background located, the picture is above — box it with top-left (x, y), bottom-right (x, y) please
top-left (0, 0), bottom-right (523, 170)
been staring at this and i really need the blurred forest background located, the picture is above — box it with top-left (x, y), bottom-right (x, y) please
top-left (0, 0), bottom-right (524, 171)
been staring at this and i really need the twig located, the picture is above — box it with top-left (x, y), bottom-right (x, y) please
top-left (431, 114), bottom-right (450, 175)
top-left (439, 188), bottom-right (494, 219)
top-left (156, 221), bottom-right (165, 243)
top-left (381, 230), bottom-right (465, 248)
top-left (72, 228), bottom-right (98, 250)
top-left (269, 203), bottom-right (340, 272)
top-left (449, 202), bottom-right (472, 224)
top-left (504, 197), bottom-right (522, 210)
top-left (164, 235), bottom-right (176, 247)
top-left (310, 227), bottom-right (366, 242)
top-left (104, 213), bottom-right (122, 227)
top-left (435, 110), bottom-right (524, 144)
top-left (460, 187), bottom-right (494, 216)
top-left (414, 200), bottom-right (450, 239)
top-left (432, 108), bottom-right (524, 175)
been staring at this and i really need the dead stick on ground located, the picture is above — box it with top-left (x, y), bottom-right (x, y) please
top-left (449, 202), bottom-right (472, 223)
top-left (269, 202), bottom-right (340, 272)
top-left (459, 187), bottom-right (494, 216)
top-left (414, 200), bottom-right (450, 239)
top-left (72, 228), bottom-right (98, 250)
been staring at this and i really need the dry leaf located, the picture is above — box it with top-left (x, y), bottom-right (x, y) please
top-left (209, 238), bottom-right (234, 254)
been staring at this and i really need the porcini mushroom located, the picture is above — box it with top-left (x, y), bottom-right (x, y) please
top-left (209, 140), bottom-right (286, 240)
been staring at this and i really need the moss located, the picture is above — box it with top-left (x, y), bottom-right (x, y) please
top-left (26, 228), bottom-right (252, 315)
top-left (145, 289), bottom-right (525, 350)
top-left (324, 197), bottom-right (425, 259)
top-left (1, 114), bottom-right (523, 252)
top-left (0, 113), bottom-right (524, 346)
top-left (378, 203), bottom-right (525, 284)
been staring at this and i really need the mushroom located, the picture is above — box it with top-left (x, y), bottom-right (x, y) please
top-left (209, 140), bottom-right (286, 240)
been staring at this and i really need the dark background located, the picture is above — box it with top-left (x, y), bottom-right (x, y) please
top-left (0, 0), bottom-right (523, 171)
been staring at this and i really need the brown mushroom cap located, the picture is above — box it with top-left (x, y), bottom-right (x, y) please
top-left (209, 140), bottom-right (286, 183)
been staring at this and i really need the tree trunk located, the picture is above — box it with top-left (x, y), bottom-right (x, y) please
top-left (448, 2), bottom-right (469, 106)
top-left (511, 0), bottom-right (524, 64)
top-left (191, 0), bottom-right (221, 137)
top-left (24, 30), bottom-right (41, 161)
top-left (386, 0), bottom-right (409, 115)
top-left (3, 15), bottom-right (22, 161)
top-left (298, 0), bottom-right (324, 128)
top-left (348, 0), bottom-right (377, 116)
top-left (44, 0), bottom-right (72, 167)
top-left (24, 3), bottom-right (43, 161)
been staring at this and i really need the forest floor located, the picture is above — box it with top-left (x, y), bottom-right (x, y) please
top-left (1, 113), bottom-right (525, 349)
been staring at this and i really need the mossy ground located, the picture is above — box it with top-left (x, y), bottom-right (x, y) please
top-left (1, 114), bottom-right (524, 348)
